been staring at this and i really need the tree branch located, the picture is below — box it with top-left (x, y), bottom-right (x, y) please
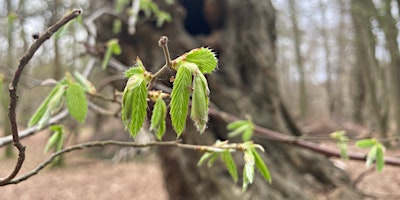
top-left (3, 139), bottom-right (245, 185)
top-left (208, 107), bottom-right (400, 166)
top-left (152, 36), bottom-right (172, 80)
top-left (0, 9), bottom-right (82, 186)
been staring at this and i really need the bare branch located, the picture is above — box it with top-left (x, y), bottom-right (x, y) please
top-left (208, 107), bottom-right (400, 166)
top-left (3, 139), bottom-right (245, 185)
top-left (0, 9), bottom-right (82, 186)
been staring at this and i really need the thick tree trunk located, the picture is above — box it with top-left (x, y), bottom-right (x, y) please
top-left (94, 0), bottom-right (360, 199)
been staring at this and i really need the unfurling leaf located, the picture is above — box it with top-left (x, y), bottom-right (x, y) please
top-left (101, 39), bottom-right (121, 70)
top-left (122, 80), bottom-right (148, 137)
top-left (170, 65), bottom-right (192, 137)
top-left (66, 83), bottom-right (87, 123)
top-left (44, 125), bottom-right (64, 153)
top-left (366, 145), bottom-right (378, 168)
top-left (376, 144), bottom-right (385, 172)
top-left (74, 71), bottom-right (96, 94)
top-left (191, 73), bottom-right (209, 133)
top-left (198, 152), bottom-right (214, 166)
top-left (251, 147), bottom-right (272, 183)
top-left (125, 58), bottom-right (146, 78)
top-left (227, 119), bottom-right (254, 141)
top-left (221, 151), bottom-right (238, 183)
top-left (175, 47), bottom-right (218, 74)
top-left (28, 83), bottom-right (66, 128)
top-left (151, 97), bottom-right (167, 140)
top-left (227, 120), bottom-right (249, 131)
top-left (356, 139), bottom-right (377, 148)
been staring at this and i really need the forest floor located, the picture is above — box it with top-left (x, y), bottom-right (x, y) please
top-left (1, 121), bottom-right (400, 200)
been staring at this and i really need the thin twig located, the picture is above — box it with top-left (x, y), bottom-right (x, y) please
top-left (0, 9), bottom-right (82, 186)
top-left (152, 36), bottom-right (172, 80)
top-left (3, 139), bottom-right (246, 185)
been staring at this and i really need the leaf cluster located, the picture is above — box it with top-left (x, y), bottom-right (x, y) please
top-left (198, 141), bottom-right (271, 192)
top-left (356, 138), bottom-right (385, 172)
top-left (28, 72), bottom-right (90, 128)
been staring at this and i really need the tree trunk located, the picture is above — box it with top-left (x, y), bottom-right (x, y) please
top-left (351, 0), bottom-right (389, 141)
top-left (94, 0), bottom-right (360, 199)
top-left (288, 0), bottom-right (307, 118)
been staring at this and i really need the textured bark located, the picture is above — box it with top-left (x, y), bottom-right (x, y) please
top-left (351, 0), bottom-right (389, 140)
top-left (94, 0), bottom-right (360, 199)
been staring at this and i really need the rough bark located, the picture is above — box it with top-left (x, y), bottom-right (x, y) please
top-left (94, 0), bottom-right (360, 199)
top-left (351, 0), bottom-right (389, 141)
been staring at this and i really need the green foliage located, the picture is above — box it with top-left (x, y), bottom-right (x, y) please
top-left (0, 73), bottom-right (3, 100)
top-left (330, 130), bottom-right (349, 159)
top-left (251, 146), bottom-right (271, 183)
top-left (140, 0), bottom-right (172, 27)
top-left (227, 119), bottom-right (254, 142)
top-left (184, 48), bottom-right (218, 74)
top-left (122, 80), bottom-right (148, 137)
top-left (221, 151), bottom-right (238, 182)
top-left (170, 65), bottom-right (192, 137)
top-left (151, 96), bottom-right (167, 140)
top-left (191, 72), bottom-right (209, 133)
top-left (28, 83), bottom-right (66, 128)
top-left (198, 141), bottom-right (271, 191)
top-left (44, 125), bottom-right (64, 154)
top-left (101, 39), bottom-right (122, 70)
top-left (74, 71), bottom-right (96, 94)
top-left (121, 61), bottom-right (151, 137)
top-left (356, 138), bottom-right (385, 172)
top-left (66, 83), bottom-right (88, 123)
top-left (356, 138), bottom-right (377, 148)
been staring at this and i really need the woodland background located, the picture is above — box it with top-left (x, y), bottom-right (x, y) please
top-left (1, 0), bottom-right (400, 199)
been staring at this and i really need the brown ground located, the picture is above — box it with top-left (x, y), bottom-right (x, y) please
top-left (1, 124), bottom-right (400, 200)
top-left (0, 132), bottom-right (168, 200)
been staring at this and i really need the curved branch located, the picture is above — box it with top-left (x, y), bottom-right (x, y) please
top-left (208, 107), bottom-right (400, 166)
top-left (0, 9), bottom-right (82, 186)
top-left (3, 139), bottom-right (245, 185)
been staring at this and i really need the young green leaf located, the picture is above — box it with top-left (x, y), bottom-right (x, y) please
top-left (221, 151), bottom-right (238, 182)
top-left (44, 125), bottom-right (64, 153)
top-left (182, 47), bottom-right (218, 74)
top-left (376, 144), bottom-right (385, 172)
top-left (242, 127), bottom-right (253, 142)
top-left (198, 152), bottom-right (214, 166)
top-left (244, 150), bottom-right (255, 184)
top-left (207, 152), bottom-right (219, 167)
top-left (28, 84), bottom-right (65, 127)
top-left (74, 71), bottom-right (96, 94)
top-left (366, 145), bottom-right (378, 168)
top-left (339, 143), bottom-right (348, 159)
top-left (227, 120), bottom-right (249, 131)
top-left (170, 65), bottom-right (192, 137)
top-left (125, 65), bottom-right (145, 78)
top-left (66, 83), bottom-right (88, 123)
top-left (101, 39), bottom-right (122, 70)
top-left (227, 124), bottom-right (249, 138)
top-left (356, 139), bottom-right (377, 148)
top-left (122, 80), bottom-right (148, 137)
top-left (151, 97), bottom-right (167, 140)
top-left (191, 73), bottom-right (209, 133)
top-left (251, 147), bottom-right (272, 183)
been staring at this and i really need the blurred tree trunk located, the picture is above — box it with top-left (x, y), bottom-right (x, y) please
top-left (350, 0), bottom-right (389, 141)
top-left (94, 0), bottom-right (360, 199)
top-left (288, 0), bottom-right (307, 118)
top-left (319, 1), bottom-right (335, 118)
top-left (50, 0), bottom-right (63, 80)
top-left (376, 0), bottom-right (400, 142)
top-left (3, 0), bottom-right (15, 158)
